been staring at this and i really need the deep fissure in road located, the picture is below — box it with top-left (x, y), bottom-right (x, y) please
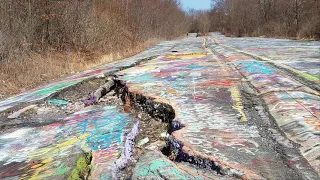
top-left (99, 77), bottom-right (246, 179)
top-left (71, 72), bottom-right (245, 178)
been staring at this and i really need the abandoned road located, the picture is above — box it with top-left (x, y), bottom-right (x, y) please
top-left (0, 33), bottom-right (319, 179)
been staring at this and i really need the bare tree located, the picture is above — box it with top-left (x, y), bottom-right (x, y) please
top-left (0, 0), bottom-right (190, 63)
top-left (208, 0), bottom-right (320, 39)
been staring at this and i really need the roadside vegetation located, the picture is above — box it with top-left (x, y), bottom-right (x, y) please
top-left (0, 0), bottom-right (189, 96)
top-left (189, 0), bottom-right (320, 40)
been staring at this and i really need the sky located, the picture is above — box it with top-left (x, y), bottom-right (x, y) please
top-left (180, 0), bottom-right (212, 11)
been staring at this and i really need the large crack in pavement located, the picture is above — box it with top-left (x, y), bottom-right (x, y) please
top-left (116, 36), bottom-right (319, 179)
top-left (118, 81), bottom-right (243, 179)
top-left (0, 52), bottom-right (167, 179)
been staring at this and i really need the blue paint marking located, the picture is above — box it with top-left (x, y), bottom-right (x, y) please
top-left (85, 110), bottom-right (128, 151)
top-left (238, 61), bottom-right (275, 75)
top-left (125, 74), bottom-right (154, 83)
top-left (77, 120), bottom-right (89, 134)
top-left (55, 106), bottom-right (130, 151)
top-left (186, 65), bottom-right (203, 70)
top-left (166, 77), bottom-right (177, 81)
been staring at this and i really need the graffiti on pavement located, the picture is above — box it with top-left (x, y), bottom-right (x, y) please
top-left (0, 106), bottom-right (133, 179)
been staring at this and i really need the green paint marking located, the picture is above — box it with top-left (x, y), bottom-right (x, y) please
top-left (135, 152), bottom-right (204, 180)
top-left (36, 81), bottom-right (79, 95)
top-left (287, 67), bottom-right (320, 83)
top-left (138, 160), bottom-right (169, 176)
top-left (68, 153), bottom-right (92, 180)
top-left (55, 163), bottom-right (71, 175)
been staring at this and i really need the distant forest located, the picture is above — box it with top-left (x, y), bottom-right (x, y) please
top-left (190, 0), bottom-right (320, 40)
top-left (0, 0), bottom-right (189, 94)
top-left (2, 0), bottom-right (319, 64)
top-left (0, 0), bottom-right (189, 63)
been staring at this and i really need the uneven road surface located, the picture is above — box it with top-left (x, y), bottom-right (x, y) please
top-left (0, 33), bottom-right (319, 180)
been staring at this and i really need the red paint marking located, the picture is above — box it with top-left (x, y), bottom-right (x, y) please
top-left (211, 141), bottom-right (228, 148)
top-left (192, 95), bottom-right (205, 101)
top-left (94, 146), bottom-right (119, 164)
top-left (287, 160), bottom-right (295, 167)
top-left (0, 162), bottom-right (31, 178)
top-left (47, 123), bottom-right (62, 127)
top-left (201, 127), bottom-right (210, 132)
top-left (197, 80), bottom-right (234, 87)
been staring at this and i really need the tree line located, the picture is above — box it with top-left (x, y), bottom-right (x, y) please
top-left (0, 0), bottom-right (189, 63)
top-left (190, 0), bottom-right (320, 40)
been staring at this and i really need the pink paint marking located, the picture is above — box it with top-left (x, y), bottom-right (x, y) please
top-left (94, 146), bottom-right (119, 164)
top-left (7, 105), bottom-right (37, 119)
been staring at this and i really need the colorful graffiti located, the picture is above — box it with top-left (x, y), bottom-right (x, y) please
top-left (118, 36), bottom-right (320, 179)
top-left (210, 38), bottom-right (320, 177)
top-left (0, 106), bottom-right (135, 179)
top-left (132, 151), bottom-right (208, 180)
top-left (263, 91), bottom-right (320, 173)
top-left (121, 40), bottom-right (314, 177)
top-left (211, 33), bottom-right (320, 83)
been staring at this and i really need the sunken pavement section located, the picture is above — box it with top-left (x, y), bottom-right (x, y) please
top-left (0, 33), bottom-right (319, 179)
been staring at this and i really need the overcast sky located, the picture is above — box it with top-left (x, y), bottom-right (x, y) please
top-left (180, 0), bottom-right (211, 10)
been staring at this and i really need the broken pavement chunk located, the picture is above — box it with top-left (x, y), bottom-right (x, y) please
top-left (146, 141), bottom-right (167, 151)
top-left (8, 105), bottom-right (37, 119)
top-left (160, 132), bottom-right (169, 139)
top-left (137, 137), bottom-right (150, 147)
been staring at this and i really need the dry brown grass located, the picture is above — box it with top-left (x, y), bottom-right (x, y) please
top-left (0, 39), bottom-right (161, 96)
top-left (198, 32), bottom-right (210, 36)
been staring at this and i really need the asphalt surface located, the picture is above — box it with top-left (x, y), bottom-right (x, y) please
top-left (0, 33), bottom-right (319, 179)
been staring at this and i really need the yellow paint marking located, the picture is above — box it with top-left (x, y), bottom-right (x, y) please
top-left (166, 53), bottom-right (207, 59)
top-left (166, 89), bottom-right (178, 96)
top-left (28, 158), bottom-right (54, 180)
top-left (31, 163), bottom-right (43, 169)
top-left (221, 66), bottom-right (229, 76)
top-left (25, 134), bottom-right (90, 179)
top-left (203, 38), bottom-right (207, 48)
top-left (137, 83), bottom-right (157, 87)
top-left (56, 133), bottom-right (89, 149)
top-left (29, 133), bottom-right (89, 161)
top-left (231, 87), bottom-right (247, 122)
top-left (216, 54), bottom-right (229, 76)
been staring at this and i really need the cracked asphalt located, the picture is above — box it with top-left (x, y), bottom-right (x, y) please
top-left (0, 33), bottom-right (319, 179)
top-left (120, 34), bottom-right (320, 179)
